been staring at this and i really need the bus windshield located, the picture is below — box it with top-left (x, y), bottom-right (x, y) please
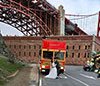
top-left (54, 51), bottom-right (64, 60)
top-left (43, 51), bottom-right (53, 59)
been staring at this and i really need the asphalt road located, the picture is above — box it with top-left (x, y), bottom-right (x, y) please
top-left (41, 65), bottom-right (100, 86)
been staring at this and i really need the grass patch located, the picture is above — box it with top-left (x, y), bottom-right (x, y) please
top-left (0, 55), bottom-right (24, 85)
top-left (0, 79), bottom-right (7, 86)
top-left (0, 57), bottom-right (23, 74)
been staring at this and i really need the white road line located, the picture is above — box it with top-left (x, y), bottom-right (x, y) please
top-left (59, 74), bottom-right (67, 79)
top-left (39, 78), bottom-right (42, 86)
top-left (59, 76), bottom-right (67, 79)
top-left (80, 74), bottom-right (96, 80)
top-left (65, 74), bottom-right (89, 86)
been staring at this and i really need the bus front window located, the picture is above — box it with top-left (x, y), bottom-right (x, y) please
top-left (43, 51), bottom-right (53, 59)
top-left (55, 52), bottom-right (64, 60)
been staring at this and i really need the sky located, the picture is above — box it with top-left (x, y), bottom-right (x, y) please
top-left (0, 0), bottom-right (100, 36)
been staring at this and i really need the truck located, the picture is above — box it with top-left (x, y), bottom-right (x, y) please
top-left (39, 39), bottom-right (66, 74)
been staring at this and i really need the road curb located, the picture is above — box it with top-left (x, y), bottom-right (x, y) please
top-left (29, 64), bottom-right (39, 86)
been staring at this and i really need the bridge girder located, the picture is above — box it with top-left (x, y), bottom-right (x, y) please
top-left (0, 0), bottom-right (59, 36)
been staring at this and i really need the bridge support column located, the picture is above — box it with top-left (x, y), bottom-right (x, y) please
top-left (58, 5), bottom-right (65, 36)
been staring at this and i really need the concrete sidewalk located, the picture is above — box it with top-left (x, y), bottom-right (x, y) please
top-left (6, 67), bottom-right (31, 86)
top-left (29, 64), bottom-right (39, 86)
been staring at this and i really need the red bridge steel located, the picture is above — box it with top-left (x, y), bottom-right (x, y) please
top-left (97, 12), bottom-right (100, 37)
top-left (0, 0), bottom-right (87, 36)
top-left (0, 0), bottom-right (60, 36)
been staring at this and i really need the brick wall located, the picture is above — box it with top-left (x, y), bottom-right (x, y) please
top-left (3, 35), bottom-right (100, 65)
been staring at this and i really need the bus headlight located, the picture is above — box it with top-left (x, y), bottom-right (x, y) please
top-left (61, 67), bottom-right (64, 69)
top-left (42, 65), bottom-right (45, 68)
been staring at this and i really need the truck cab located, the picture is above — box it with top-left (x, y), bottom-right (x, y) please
top-left (39, 39), bottom-right (66, 74)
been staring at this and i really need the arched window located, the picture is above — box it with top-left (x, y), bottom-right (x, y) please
top-left (29, 52), bottom-right (31, 56)
top-left (85, 45), bottom-right (87, 49)
top-left (34, 45), bottom-right (36, 49)
top-left (78, 53), bottom-right (80, 58)
top-left (79, 45), bottom-right (81, 49)
top-left (73, 46), bottom-right (75, 50)
top-left (34, 52), bottom-right (36, 56)
top-left (87, 53), bottom-right (90, 58)
top-left (66, 51), bottom-right (68, 58)
top-left (14, 45), bottom-right (16, 49)
top-left (67, 45), bottom-right (69, 49)
top-left (24, 45), bottom-right (26, 49)
top-left (19, 45), bottom-right (21, 49)
top-left (88, 45), bottom-right (90, 49)
top-left (72, 53), bottom-right (74, 58)
top-left (19, 52), bottom-right (21, 56)
top-left (24, 52), bottom-right (26, 56)
top-left (84, 53), bottom-right (86, 58)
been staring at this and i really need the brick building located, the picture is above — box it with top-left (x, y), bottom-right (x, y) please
top-left (3, 35), bottom-right (100, 65)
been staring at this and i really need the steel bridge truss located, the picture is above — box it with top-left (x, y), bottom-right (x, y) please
top-left (0, 0), bottom-right (59, 36)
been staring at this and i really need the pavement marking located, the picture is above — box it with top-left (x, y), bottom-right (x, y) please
top-left (39, 78), bottom-right (42, 86)
top-left (64, 76), bottom-right (67, 79)
top-left (59, 74), bottom-right (67, 79)
top-left (80, 74), bottom-right (96, 80)
top-left (65, 74), bottom-right (89, 86)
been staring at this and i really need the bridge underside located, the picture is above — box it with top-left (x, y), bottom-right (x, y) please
top-left (0, 0), bottom-right (60, 36)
